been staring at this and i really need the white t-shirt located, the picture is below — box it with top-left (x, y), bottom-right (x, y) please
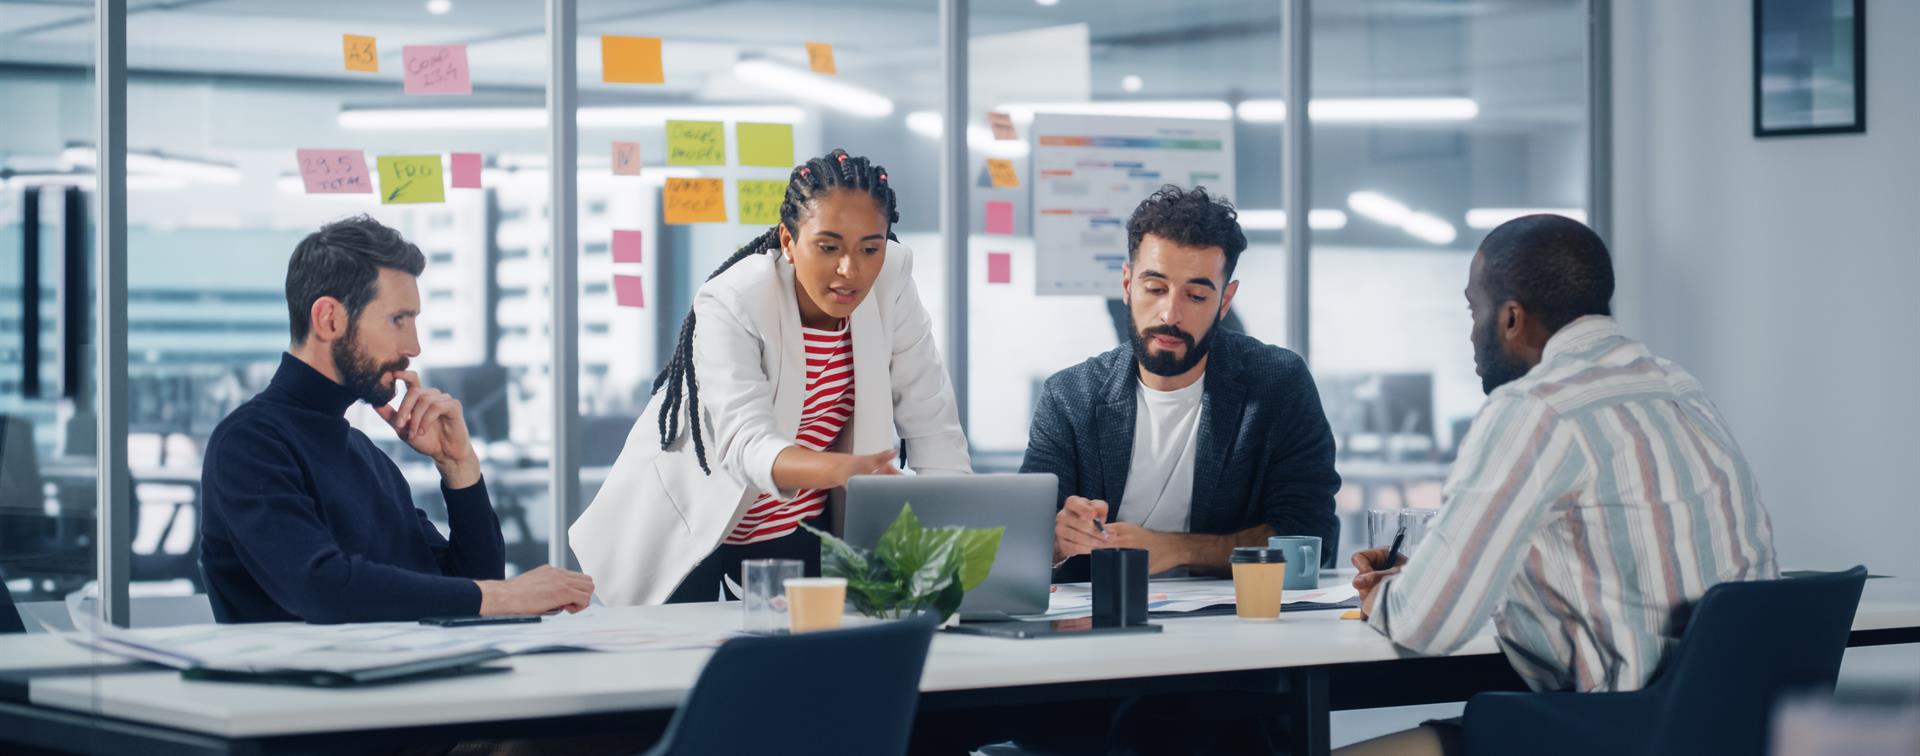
top-left (1116, 376), bottom-right (1205, 533)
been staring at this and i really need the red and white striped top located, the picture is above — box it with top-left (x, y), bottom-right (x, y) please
top-left (723, 323), bottom-right (855, 545)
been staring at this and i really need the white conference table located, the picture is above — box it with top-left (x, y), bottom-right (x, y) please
top-left (4, 577), bottom-right (1918, 755)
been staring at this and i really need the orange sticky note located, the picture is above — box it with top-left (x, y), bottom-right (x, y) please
top-left (987, 112), bottom-right (1017, 141)
top-left (805, 42), bottom-right (836, 74)
top-left (663, 178), bottom-right (727, 224)
top-left (602, 35), bottom-right (664, 84)
top-left (986, 159), bottom-right (1019, 188)
top-left (612, 141), bottom-right (641, 176)
top-left (343, 34), bottom-right (378, 73)
top-left (1340, 610), bottom-right (1365, 620)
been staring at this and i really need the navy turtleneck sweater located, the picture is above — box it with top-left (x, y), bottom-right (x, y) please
top-left (199, 353), bottom-right (505, 623)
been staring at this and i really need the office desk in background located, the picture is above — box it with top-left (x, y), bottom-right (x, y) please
top-left (2, 578), bottom-right (1917, 756)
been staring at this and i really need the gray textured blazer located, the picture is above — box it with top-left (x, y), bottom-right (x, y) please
top-left (1021, 328), bottom-right (1342, 578)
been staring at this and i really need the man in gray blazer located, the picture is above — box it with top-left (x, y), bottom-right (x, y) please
top-left (1023, 185), bottom-right (1341, 581)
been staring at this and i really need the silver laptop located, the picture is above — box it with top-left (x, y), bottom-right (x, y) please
top-left (843, 473), bottom-right (1056, 620)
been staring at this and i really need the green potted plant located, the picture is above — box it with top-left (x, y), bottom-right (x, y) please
top-left (801, 504), bottom-right (1002, 624)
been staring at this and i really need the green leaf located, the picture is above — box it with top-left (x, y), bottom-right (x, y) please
top-left (904, 532), bottom-right (960, 602)
top-left (929, 576), bottom-right (966, 623)
top-left (875, 504), bottom-right (924, 579)
top-left (801, 522), bottom-right (868, 581)
top-left (955, 527), bottom-right (1004, 591)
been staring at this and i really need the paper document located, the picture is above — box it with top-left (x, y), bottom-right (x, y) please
top-left (61, 591), bottom-right (732, 674)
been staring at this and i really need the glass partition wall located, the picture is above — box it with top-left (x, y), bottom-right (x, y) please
top-left (1, 0), bottom-right (1596, 624)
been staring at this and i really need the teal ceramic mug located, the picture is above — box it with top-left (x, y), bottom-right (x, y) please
top-left (1265, 535), bottom-right (1321, 590)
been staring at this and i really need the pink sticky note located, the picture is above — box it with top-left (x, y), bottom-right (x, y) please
top-left (449, 152), bottom-right (482, 188)
top-left (613, 275), bottom-right (646, 309)
top-left (987, 252), bottom-right (1012, 284)
top-left (403, 45), bottom-right (471, 95)
top-left (611, 229), bottom-right (643, 263)
top-left (295, 149), bottom-right (373, 194)
top-left (986, 200), bottom-right (1014, 235)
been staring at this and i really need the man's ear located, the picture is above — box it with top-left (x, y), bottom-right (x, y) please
top-left (308, 296), bottom-right (347, 344)
top-left (1120, 262), bottom-right (1133, 306)
top-left (1219, 279), bottom-right (1239, 320)
top-left (1500, 301), bottom-right (1524, 341)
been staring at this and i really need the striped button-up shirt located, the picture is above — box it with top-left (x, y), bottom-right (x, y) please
top-left (1369, 316), bottom-right (1777, 692)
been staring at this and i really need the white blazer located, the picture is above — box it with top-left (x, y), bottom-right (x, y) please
top-left (570, 240), bottom-right (972, 606)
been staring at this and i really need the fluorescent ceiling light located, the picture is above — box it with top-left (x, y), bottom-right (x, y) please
top-left (1234, 97), bottom-right (1480, 123)
top-left (1120, 75), bottom-right (1143, 93)
top-left (997, 100), bottom-right (1233, 123)
top-left (1346, 191), bottom-right (1411, 226)
top-left (425, 0), bottom-right (452, 15)
top-left (1465, 207), bottom-right (1588, 229)
top-left (732, 60), bottom-right (893, 118)
top-left (1349, 191), bottom-right (1457, 245)
top-left (905, 111), bottom-right (1029, 157)
top-left (1236, 209), bottom-right (1348, 231)
top-left (338, 105), bottom-right (809, 131)
top-left (1401, 212), bottom-right (1458, 245)
top-left (61, 145), bottom-right (241, 184)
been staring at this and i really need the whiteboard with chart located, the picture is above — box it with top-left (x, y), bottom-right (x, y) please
top-left (1030, 114), bottom-right (1236, 296)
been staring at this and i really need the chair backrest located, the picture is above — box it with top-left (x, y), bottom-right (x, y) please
top-left (1648, 567), bottom-right (1868, 756)
top-left (0, 583), bottom-right (24, 634)
top-left (648, 617), bottom-right (936, 756)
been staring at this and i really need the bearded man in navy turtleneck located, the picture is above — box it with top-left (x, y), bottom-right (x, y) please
top-left (199, 215), bottom-right (594, 623)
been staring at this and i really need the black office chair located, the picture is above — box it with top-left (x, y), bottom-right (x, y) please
top-left (1463, 566), bottom-right (1869, 756)
top-left (0, 581), bottom-right (24, 634)
top-left (643, 617), bottom-right (937, 756)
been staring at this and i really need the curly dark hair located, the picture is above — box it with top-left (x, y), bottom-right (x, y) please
top-left (1125, 185), bottom-right (1248, 281)
top-left (1478, 213), bottom-right (1614, 333)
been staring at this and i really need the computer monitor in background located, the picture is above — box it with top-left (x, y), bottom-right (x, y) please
top-left (421, 365), bottom-right (510, 442)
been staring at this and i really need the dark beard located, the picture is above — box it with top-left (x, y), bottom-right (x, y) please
top-left (1473, 315), bottom-right (1531, 394)
top-left (331, 322), bottom-right (410, 406)
top-left (1131, 320), bottom-right (1217, 378)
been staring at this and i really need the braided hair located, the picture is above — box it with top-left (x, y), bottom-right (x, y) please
top-left (654, 148), bottom-right (901, 475)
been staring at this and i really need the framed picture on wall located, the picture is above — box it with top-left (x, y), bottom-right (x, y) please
top-left (1753, 0), bottom-right (1866, 137)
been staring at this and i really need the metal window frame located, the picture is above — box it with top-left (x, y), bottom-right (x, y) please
top-left (96, 0), bottom-right (130, 627)
top-left (547, 0), bottom-right (579, 568)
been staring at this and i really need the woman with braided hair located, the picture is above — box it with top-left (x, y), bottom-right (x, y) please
top-left (571, 149), bottom-right (972, 606)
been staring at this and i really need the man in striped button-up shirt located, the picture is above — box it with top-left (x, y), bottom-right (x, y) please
top-left (1340, 215), bottom-right (1777, 756)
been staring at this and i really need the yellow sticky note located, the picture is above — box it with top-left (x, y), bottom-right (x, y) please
top-left (737, 123), bottom-right (794, 168)
top-left (738, 179), bottom-right (786, 226)
top-left (666, 120), bottom-right (725, 166)
top-left (343, 34), bottom-right (378, 73)
top-left (664, 178), bottom-right (727, 224)
top-left (986, 158), bottom-right (1020, 189)
top-left (376, 155), bottom-right (445, 204)
top-left (601, 35), bottom-right (663, 84)
top-left (805, 42), bottom-right (836, 74)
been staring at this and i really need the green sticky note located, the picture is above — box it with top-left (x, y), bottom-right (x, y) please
top-left (736, 122), bottom-right (794, 168)
top-left (666, 120), bottom-right (725, 166)
top-left (376, 155), bottom-right (445, 204)
top-left (738, 179), bottom-right (786, 226)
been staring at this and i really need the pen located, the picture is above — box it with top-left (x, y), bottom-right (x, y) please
top-left (1094, 518), bottom-right (1107, 537)
top-left (1379, 525), bottom-right (1408, 575)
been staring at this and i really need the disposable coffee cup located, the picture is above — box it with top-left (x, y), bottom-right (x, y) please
top-left (1229, 547), bottom-right (1288, 620)
top-left (784, 577), bottom-right (847, 633)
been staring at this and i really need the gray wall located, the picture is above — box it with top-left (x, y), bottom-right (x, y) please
top-left (1612, 0), bottom-right (1918, 689)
